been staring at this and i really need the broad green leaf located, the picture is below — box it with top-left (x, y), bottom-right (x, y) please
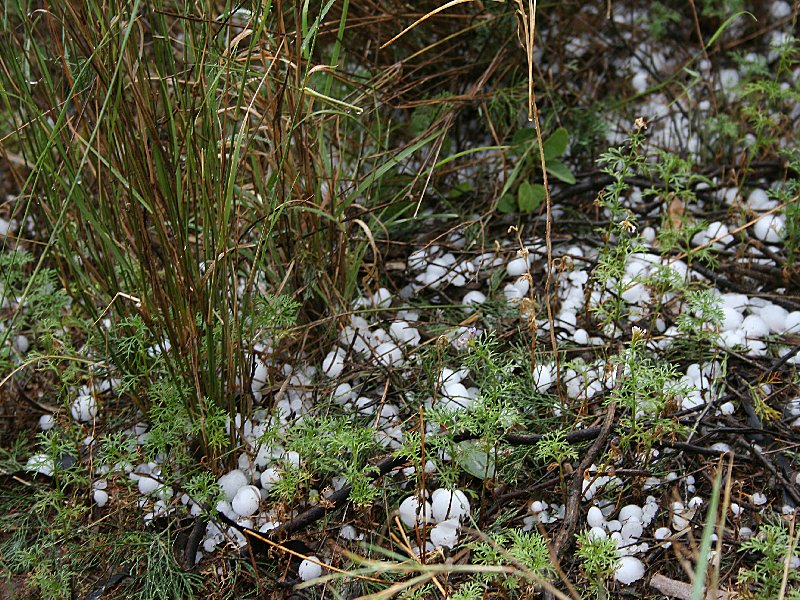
top-left (456, 441), bottom-right (496, 480)
top-left (546, 159), bottom-right (576, 184)
top-left (511, 128), bottom-right (537, 146)
top-left (542, 127), bottom-right (569, 160)
top-left (497, 194), bottom-right (517, 214)
top-left (518, 182), bottom-right (546, 213)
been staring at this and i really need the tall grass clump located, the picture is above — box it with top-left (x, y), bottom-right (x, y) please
top-left (0, 0), bottom-right (426, 461)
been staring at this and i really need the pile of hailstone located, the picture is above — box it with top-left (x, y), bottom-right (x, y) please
top-left (399, 488), bottom-right (471, 553)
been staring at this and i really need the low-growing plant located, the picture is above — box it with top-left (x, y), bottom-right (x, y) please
top-left (737, 517), bottom-right (800, 599)
top-left (496, 127), bottom-right (577, 214)
top-left (575, 529), bottom-right (620, 598)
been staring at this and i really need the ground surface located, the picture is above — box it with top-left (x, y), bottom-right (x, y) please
top-left (1, 1), bottom-right (800, 599)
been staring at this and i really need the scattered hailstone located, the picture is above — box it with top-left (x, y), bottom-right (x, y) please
top-left (587, 506), bottom-right (605, 529)
top-left (71, 394), bottom-right (97, 423)
top-left (752, 492), bottom-right (767, 506)
top-left (137, 476), bottom-right (161, 496)
top-left (38, 414), bottom-right (55, 431)
top-left (339, 525), bottom-right (360, 541)
top-left (298, 557), bottom-right (323, 582)
top-left (94, 489), bottom-right (109, 507)
top-left (532, 363), bottom-right (555, 393)
top-left (753, 215), bottom-right (785, 243)
top-left (430, 518), bottom-right (460, 548)
top-left (362, 287), bottom-right (392, 308)
top-left (321, 349), bottom-right (346, 378)
top-left (231, 485), bottom-right (261, 517)
top-left (615, 556), bottom-right (645, 585)
top-left (462, 290), bottom-right (486, 312)
top-left (389, 320), bottom-right (421, 346)
top-left (506, 256), bottom-right (529, 277)
top-left (13, 335), bottom-right (29, 354)
top-left (399, 496), bottom-right (432, 528)
top-left (619, 505), bottom-right (643, 525)
top-left (218, 469), bottom-right (248, 501)
top-left (374, 341), bottom-right (403, 367)
top-left (655, 527), bottom-right (672, 544)
top-left (430, 488), bottom-right (470, 522)
top-left (25, 453), bottom-right (55, 476)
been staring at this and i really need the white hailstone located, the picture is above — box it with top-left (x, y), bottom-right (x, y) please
top-left (231, 485), bottom-right (261, 517)
top-left (462, 290), bottom-right (487, 311)
top-left (587, 506), bottom-right (605, 529)
top-left (739, 526), bottom-right (753, 540)
top-left (507, 256), bottom-right (529, 277)
top-left (771, 0), bottom-right (792, 18)
top-left (720, 306), bottom-right (743, 331)
top-left (70, 394), bottom-right (97, 423)
top-left (298, 557), bottom-right (323, 582)
top-left (374, 341), bottom-right (402, 367)
top-left (503, 283), bottom-right (524, 302)
top-left (621, 521), bottom-right (643, 542)
top-left (615, 556), bottom-right (645, 585)
top-left (38, 414), bottom-right (55, 431)
top-left (430, 518), bottom-right (460, 548)
top-left (332, 383), bottom-right (353, 404)
top-left (753, 215), bottom-right (785, 242)
top-left (399, 496), bottom-right (432, 528)
top-left (514, 276), bottom-right (530, 297)
top-left (619, 505), bottom-right (643, 525)
top-left (748, 189), bottom-right (771, 210)
top-left (786, 312), bottom-right (800, 333)
top-left (706, 221), bottom-right (733, 246)
top-left (259, 521), bottom-right (279, 533)
top-left (631, 71), bottom-right (649, 94)
top-left (530, 500), bottom-right (546, 514)
top-left (408, 248), bottom-right (428, 270)
top-left (13, 335), bottom-right (29, 354)
top-left (573, 328), bottom-right (590, 345)
top-left (389, 320), bottom-right (421, 346)
top-left (431, 488), bottom-right (470, 522)
top-left (742, 314), bottom-right (770, 338)
top-left (25, 453), bottom-right (55, 476)
top-left (588, 526), bottom-right (607, 541)
top-left (94, 489), bottom-right (109, 507)
top-left (730, 503), bottom-right (743, 517)
top-left (282, 450), bottom-right (301, 468)
top-left (641, 500), bottom-right (658, 527)
top-left (760, 304), bottom-right (788, 333)
top-left (339, 525), bottom-right (359, 540)
top-left (218, 469), bottom-right (248, 501)
top-left (688, 496), bottom-right (704, 510)
top-left (719, 401), bottom-right (736, 416)
top-left (711, 442), bottom-right (731, 453)
top-left (321, 349), bottom-right (345, 378)
top-left (440, 382), bottom-right (473, 411)
top-left (752, 492), bottom-right (767, 506)
top-left (368, 287), bottom-right (392, 308)
top-left (137, 476), bottom-right (160, 496)
top-left (606, 520), bottom-right (622, 533)
top-left (252, 358), bottom-right (269, 397)
top-left (655, 527), bottom-right (672, 541)
top-left (532, 363), bottom-right (555, 393)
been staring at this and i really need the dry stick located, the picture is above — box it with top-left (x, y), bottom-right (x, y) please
top-left (552, 401), bottom-right (617, 556)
